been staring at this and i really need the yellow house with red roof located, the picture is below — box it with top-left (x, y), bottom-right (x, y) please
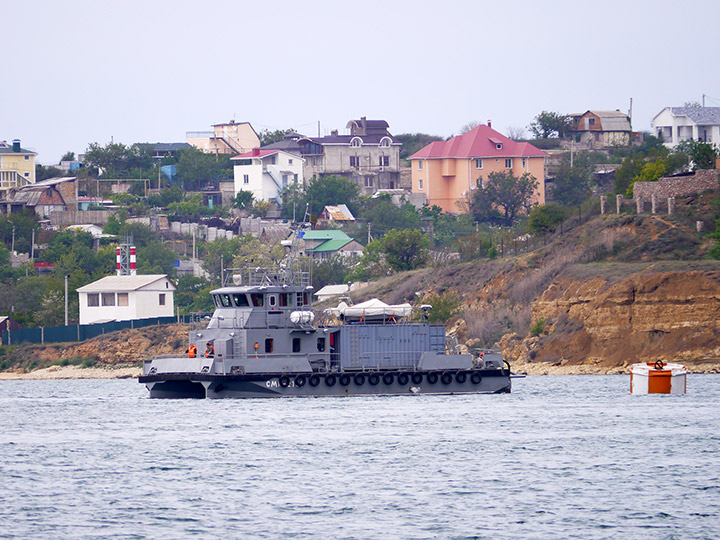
top-left (409, 124), bottom-right (546, 213)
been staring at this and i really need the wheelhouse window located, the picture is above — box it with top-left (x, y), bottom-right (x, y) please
top-left (265, 338), bottom-right (274, 353)
top-left (296, 292), bottom-right (305, 306)
top-left (292, 338), bottom-right (301, 352)
top-left (251, 293), bottom-right (264, 307)
top-left (117, 293), bottom-right (128, 306)
top-left (218, 294), bottom-right (230, 307)
top-left (279, 293), bottom-right (291, 307)
top-left (269, 294), bottom-right (277, 308)
top-left (233, 294), bottom-right (249, 307)
top-left (87, 293), bottom-right (99, 307)
top-left (317, 338), bottom-right (326, 352)
top-left (102, 293), bottom-right (115, 306)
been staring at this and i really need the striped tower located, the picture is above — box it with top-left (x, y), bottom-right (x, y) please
top-left (116, 247), bottom-right (122, 276)
top-left (130, 246), bottom-right (137, 276)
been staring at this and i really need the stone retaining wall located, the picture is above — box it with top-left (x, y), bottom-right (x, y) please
top-left (634, 169), bottom-right (719, 203)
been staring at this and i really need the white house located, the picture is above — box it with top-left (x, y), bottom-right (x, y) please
top-left (652, 107), bottom-right (720, 148)
top-left (76, 274), bottom-right (176, 325)
top-left (232, 148), bottom-right (304, 202)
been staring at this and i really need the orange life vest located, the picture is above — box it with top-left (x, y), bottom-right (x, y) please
top-left (188, 345), bottom-right (197, 358)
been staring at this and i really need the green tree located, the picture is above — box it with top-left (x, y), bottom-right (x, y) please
top-left (60, 151), bottom-right (76, 162)
top-left (381, 228), bottom-right (430, 272)
top-left (676, 140), bottom-right (719, 170)
top-left (175, 275), bottom-right (214, 315)
top-left (420, 290), bottom-right (461, 323)
top-left (529, 111), bottom-right (572, 139)
top-left (552, 156), bottom-right (592, 207)
top-left (232, 190), bottom-right (254, 209)
top-left (527, 204), bottom-right (568, 236)
top-left (469, 171), bottom-right (539, 226)
top-left (311, 255), bottom-right (352, 290)
top-left (258, 128), bottom-right (296, 146)
top-left (363, 196), bottom-right (421, 233)
top-left (346, 238), bottom-right (390, 281)
top-left (305, 175), bottom-right (360, 216)
top-left (36, 164), bottom-right (64, 181)
top-left (456, 232), bottom-right (496, 261)
top-left (173, 146), bottom-right (233, 191)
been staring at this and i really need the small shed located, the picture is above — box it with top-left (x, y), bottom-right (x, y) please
top-left (76, 274), bottom-right (176, 325)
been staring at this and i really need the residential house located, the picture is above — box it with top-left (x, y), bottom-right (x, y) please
top-left (141, 142), bottom-right (191, 158)
top-left (652, 107), bottom-right (720, 148)
top-left (409, 124), bottom-right (547, 213)
top-left (0, 139), bottom-right (36, 191)
top-left (76, 274), bottom-right (176, 325)
top-left (0, 177), bottom-right (77, 217)
top-left (231, 148), bottom-right (304, 203)
top-left (262, 117), bottom-right (402, 195)
top-left (568, 110), bottom-right (632, 148)
top-left (297, 230), bottom-right (363, 259)
top-left (318, 204), bottom-right (355, 225)
top-left (186, 120), bottom-right (260, 155)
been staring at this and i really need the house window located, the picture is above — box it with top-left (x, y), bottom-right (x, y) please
top-left (418, 179), bottom-right (423, 190)
top-left (269, 155), bottom-right (276, 165)
top-left (24, 155), bottom-right (30, 161)
top-left (589, 118), bottom-right (595, 126)
top-left (87, 293), bottom-right (99, 307)
top-left (418, 161), bottom-right (423, 170)
top-left (379, 137), bottom-right (391, 147)
top-left (364, 176), bottom-right (374, 188)
top-left (522, 158), bottom-right (527, 168)
top-left (379, 156), bottom-right (389, 166)
top-left (292, 338), bottom-right (301, 353)
top-left (102, 293), bottom-right (115, 306)
top-left (24, 172), bottom-right (29, 177)
top-left (475, 158), bottom-right (483, 169)
top-left (265, 338), bottom-right (274, 353)
top-left (282, 174), bottom-right (288, 187)
top-left (350, 156), bottom-right (360, 167)
top-left (159, 293), bottom-right (165, 306)
top-left (496, 143), bottom-right (503, 150)
top-left (350, 137), bottom-right (362, 147)
top-left (117, 293), bottom-right (128, 306)
top-left (505, 158), bottom-right (513, 168)
top-left (243, 174), bottom-right (249, 184)
top-left (288, 158), bottom-right (293, 165)
top-left (293, 173), bottom-right (298, 182)
top-left (317, 338), bottom-right (326, 352)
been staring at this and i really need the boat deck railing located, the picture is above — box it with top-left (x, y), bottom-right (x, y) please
top-left (225, 266), bottom-right (311, 287)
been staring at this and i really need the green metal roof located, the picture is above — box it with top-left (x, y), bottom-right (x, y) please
top-left (300, 230), bottom-right (351, 241)
top-left (305, 238), bottom-right (353, 252)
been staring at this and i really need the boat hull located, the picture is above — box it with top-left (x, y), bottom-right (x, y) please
top-left (140, 369), bottom-right (511, 399)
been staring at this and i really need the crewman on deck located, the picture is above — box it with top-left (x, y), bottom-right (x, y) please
top-left (186, 344), bottom-right (197, 358)
top-left (205, 342), bottom-right (215, 358)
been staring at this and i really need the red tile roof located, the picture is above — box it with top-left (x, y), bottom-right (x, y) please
top-left (231, 149), bottom-right (279, 159)
top-left (409, 125), bottom-right (547, 160)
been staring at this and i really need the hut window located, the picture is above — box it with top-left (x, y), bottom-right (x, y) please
top-left (117, 293), bottom-right (128, 306)
top-left (87, 293), bottom-right (99, 307)
top-left (102, 293), bottom-right (115, 306)
top-left (159, 293), bottom-right (166, 306)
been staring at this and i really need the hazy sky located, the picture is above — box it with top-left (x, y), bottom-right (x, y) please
top-left (3, 0), bottom-right (719, 164)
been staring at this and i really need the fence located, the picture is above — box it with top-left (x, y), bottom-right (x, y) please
top-left (2, 316), bottom-right (192, 346)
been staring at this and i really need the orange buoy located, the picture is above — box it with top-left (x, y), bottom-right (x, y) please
top-left (630, 360), bottom-right (687, 394)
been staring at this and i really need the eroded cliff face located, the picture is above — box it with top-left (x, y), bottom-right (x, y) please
top-left (501, 271), bottom-right (720, 373)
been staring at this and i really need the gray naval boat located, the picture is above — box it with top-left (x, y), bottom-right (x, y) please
top-left (139, 264), bottom-right (512, 399)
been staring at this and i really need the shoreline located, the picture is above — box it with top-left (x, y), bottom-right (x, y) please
top-left (1, 361), bottom-right (719, 380)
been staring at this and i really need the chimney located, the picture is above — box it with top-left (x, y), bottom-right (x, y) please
top-left (252, 148), bottom-right (260, 156)
top-left (331, 129), bottom-right (338, 136)
top-left (487, 120), bottom-right (492, 128)
top-left (12, 139), bottom-right (21, 152)
top-left (361, 116), bottom-right (367, 134)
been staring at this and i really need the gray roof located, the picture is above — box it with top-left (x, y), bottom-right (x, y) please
top-left (76, 274), bottom-right (175, 292)
top-left (670, 107), bottom-right (720, 125)
top-left (0, 143), bottom-right (35, 155)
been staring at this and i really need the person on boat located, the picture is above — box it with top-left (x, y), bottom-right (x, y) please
top-left (186, 344), bottom-right (197, 358)
top-left (205, 342), bottom-right (215, 358)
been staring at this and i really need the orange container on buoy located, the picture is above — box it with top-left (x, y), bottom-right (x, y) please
top-left (630, 361), bottom-right (687, 394)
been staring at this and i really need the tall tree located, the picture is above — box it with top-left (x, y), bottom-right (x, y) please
top-left (258, 128), bottom-right (296, 146)
top-left (469, 171), bottom-right (539, 226)
top-left (529, 111), bottom-right (572, 139)
top-left (380, 228), bottom-right (430, 272)
top-left (305, 175), bottom-right (360, 216)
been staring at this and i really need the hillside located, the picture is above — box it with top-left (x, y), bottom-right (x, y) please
top-left (3, 193), bottom-right (720, 377)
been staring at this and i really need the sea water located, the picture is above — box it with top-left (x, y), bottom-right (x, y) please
top-left (1, 375), bottom-right (719, 540)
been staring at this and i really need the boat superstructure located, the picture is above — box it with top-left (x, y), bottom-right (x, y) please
top-left (139, 261), bottom-right (511, 398)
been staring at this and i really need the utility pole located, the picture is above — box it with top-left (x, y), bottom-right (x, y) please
top-left (703, 94), bottom-right (706, 107)
top-left (64, 275), bottom-right (69, 326)
top-left (11, 226), bottom-right (15, 254)
top-left (220, 254), bottom-right (224, 286)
